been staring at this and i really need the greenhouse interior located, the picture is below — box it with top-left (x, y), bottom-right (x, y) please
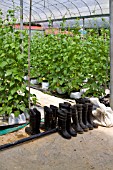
top-left (0, 0), bottom-right (113, 154)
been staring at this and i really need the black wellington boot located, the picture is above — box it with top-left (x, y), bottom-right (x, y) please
top-left (25, 108), bottom-right (41, 135)
top-left (76, 104), bottom-right (89, 132)
top-left (71, 105), bottom-right (84, 134)
top-left (44, 106), bottom-right (53, 131)
top-left (59, 103), bottom-right (77, 137)
top-left (57, 109), bottom-right (71, 139)
top-left (87, 103), bottom-right (98, 128)
top-left (66, 109), bottom-right (77, 137)
top-left (59, 102), bottom-right (71, 112)
top-left (82, 103), bottom-right (93, 130)
top-left (50, 105), bottom-right (58, 129)
top-left (33, 108), bottom-right (41, 132)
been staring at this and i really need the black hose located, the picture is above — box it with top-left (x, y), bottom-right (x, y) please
top-left (0, 128), bottom-right (57, 151)
top-left (0, 123), bottom-right (27, 130)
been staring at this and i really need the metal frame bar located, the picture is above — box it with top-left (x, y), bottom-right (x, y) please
top-left (33, 13), bottom-right (109, 24)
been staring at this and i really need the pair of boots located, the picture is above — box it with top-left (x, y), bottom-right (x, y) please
top-left (57, 102), bottom-right (77, 139)
top-left (25, 108), bottom-right (41, 135)
top-left (26, 105), bottom-right (58, 135)
top-left (80, 98), bottom-right (98, 129)
top-left (44, 105), bottom-right (58, 131)
top-left (72, 98), bottom-right (98, 134)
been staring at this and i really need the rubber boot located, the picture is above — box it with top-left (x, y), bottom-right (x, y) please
top-left (50, 105), bottom-right (58, 129)
top-left (59, 103), bottom-right (77, 137)
top-left (57, 109), bottom-right (71, 139)
top-left (71, 105), bottom-right (84, 134)
top-left (25, 108), bottom-right (41, 135)
top-left (44, 106), bottom-right (53, 131)
top-left (76, 104), bottom-right (89, 132)
top-left (59, 102), bottom-right (71, 112)
top-left (87, 103), bottom-right (98, 128)
top-left (82, 103), bottom-right (93, 130)
top-left (66, 109), bottom-right (77, 137)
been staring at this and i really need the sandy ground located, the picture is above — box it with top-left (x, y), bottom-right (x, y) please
top-left (0, 126), bottom-right (113, 170)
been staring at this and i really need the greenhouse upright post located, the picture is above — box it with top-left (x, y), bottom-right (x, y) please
top-left (28, 0), bottom-right (32, 109)
top-left (20, 0), bottom-right (23, 31)
top-left (20, 0), bottom-right (23, 53)
top-left (110, 0), bottom-right (113, 109)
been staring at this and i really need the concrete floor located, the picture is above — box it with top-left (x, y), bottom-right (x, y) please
top-left (0, 126), bottom-right (113, 170)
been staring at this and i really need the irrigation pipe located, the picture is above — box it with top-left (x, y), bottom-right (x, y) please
top-left (0, 128), bottom-right (57, 151)
top-left (0, 123), bottom-right (28, 131)
top-left (0, 123), bottom-right (29, 136)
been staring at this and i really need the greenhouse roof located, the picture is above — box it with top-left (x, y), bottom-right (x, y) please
top-left (0, 0), bottom-right (109, 28)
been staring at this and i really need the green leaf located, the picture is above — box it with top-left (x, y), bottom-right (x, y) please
top-left (14, 110), bottom-right (20, 117)
top-left (0, 87), bottom-right (5, 91)
top-left (0, 61), bottom-right (7, 68)
top-left (14, 76), bottom-right (22, 81)
top-left (8, 95), bottom-right (13, 101)
top-left (11, 89), bottom-right (17, 95)
top-left (17, 54), bottom-right (24, 60)
top-left (10, 81), bottom-right (15, 87)
top-left (6, 107), bottom-right (12, 114)
top-left (5, 70), bottom-right (12, 76)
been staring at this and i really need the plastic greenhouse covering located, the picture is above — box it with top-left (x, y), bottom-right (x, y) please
top-left (0, 0), bottom-right (110, 28)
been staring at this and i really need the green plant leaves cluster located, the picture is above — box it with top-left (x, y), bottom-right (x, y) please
top-left (31, 27), bottom-right (110, 97)
top-left (0, 10), bottom-right (29, 116)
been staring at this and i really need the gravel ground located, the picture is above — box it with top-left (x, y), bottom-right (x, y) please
top-left (0, 126), bottom-right (113, 170)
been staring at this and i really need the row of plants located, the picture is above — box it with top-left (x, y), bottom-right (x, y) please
top-left (0, 10), bottom-right (29, 116)
top-left (0, 8), bottom-right (110, 117)
top-left (31, 26), bottom-right (110, 97)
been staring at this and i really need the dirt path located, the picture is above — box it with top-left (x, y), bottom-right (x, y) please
top-left (0, 126), bottom-right (113, 170)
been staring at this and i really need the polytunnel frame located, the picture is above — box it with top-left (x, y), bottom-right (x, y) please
top-left (1, 0), bottom-right (109, 22)
top-left (0, 0), bottom-right (112, 109)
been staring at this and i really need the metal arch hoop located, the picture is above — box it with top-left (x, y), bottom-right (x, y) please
top-left (32, 0), bottom-right (42, 6)
top-left (0, 5), bottom-right (30, 22)
top-left (55, 0), bottom-right (72, 17)
top-left (22, 8), bottom-right (38, 21)
top-left (44, 1), bottom-right (63, 27)
top-left (32, 5), bottom-right (50, 21)
top-left (67, 0), bottom-right (81, 17)
top-left (16, 12), bottom-right (30, 22)
top-left (24, 7), bottom-right (42, 21)
top-left (2, 0), bottom-right (46, 22)
top-left (32, 1), bottom-right (56, 20)
top-left (80, 0), bottom-right (91, 15)
top-left (1, 1), bottom-right (37, 22)
top-left (32, 0), bottom-right (50, 20)
top-left (22, 1), bottom-right (44, 21)
top-left (46, 1), bottom-right (63, 18)
top-left (94, 0), bottom-right (103, 14)
top-left (41, 0), bottom-right (65, 27)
